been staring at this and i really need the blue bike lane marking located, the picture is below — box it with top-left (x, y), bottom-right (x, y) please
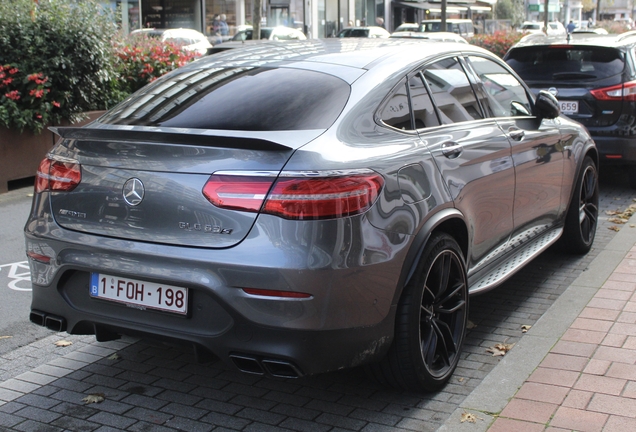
top-left (0, 261), bottom-right (31, 291)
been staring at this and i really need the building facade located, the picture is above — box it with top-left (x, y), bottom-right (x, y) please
top-left (102, 0), bottom-right (491, 39)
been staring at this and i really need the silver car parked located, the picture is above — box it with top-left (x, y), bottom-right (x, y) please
top-left (26, 39), bottom-right (598, 391)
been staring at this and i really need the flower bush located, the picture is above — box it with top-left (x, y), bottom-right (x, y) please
top-left (0, 66), bottom-right (63, 133)
top-left (112, 34), bottom-right (201, 95)
top-left (0, 0), bottom-right (118, 133)
top-left (468, 31), bottom-right (525, 58)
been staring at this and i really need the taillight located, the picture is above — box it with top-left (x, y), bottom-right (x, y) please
top-left (35, 157), bottom-right (81, 193)
top-left (590, 80), bottom-right (636, 101)
top-left (202, 170), bottom-right (384, 220)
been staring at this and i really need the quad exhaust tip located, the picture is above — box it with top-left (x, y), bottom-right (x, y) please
top-left (229, 354), bottom-right (303, 378)
top-left (30, 310), bottom-right (67, 332)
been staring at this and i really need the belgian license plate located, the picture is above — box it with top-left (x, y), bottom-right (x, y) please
top-left (559, 100), bottom-right (579, 114)
top-left (90, 273), bottom-right (188, 315)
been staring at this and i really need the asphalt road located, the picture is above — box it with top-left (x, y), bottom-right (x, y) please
top-left (0, 186), bottom-right (53, 355)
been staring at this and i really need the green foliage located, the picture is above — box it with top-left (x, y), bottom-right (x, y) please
top-left (0, 0), bottom-right (118, 133)
top-left (495, 0), bottom-right (525, 27)
top-left (112, 34), bottom-right (201, 96)
top-left (468, 31), bottom-right (525, 58)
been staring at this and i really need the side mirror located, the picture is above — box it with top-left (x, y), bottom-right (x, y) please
top-left (534, 90), bottom-right (560, 119)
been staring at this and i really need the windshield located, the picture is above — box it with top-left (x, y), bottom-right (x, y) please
top-left (506, 46), bottom-right (625, 82)
top-left (99, 67), bottom-right (351, 131)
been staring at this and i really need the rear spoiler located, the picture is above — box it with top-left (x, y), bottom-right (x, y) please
top-left (49, 126), bottom-right (293, 151)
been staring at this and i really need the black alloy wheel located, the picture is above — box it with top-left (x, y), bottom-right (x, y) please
top-left (370, 232), bottom-right (468, 391)
top-left (419, 243), bottom-right (467, 380)
top-left (561, 156), bottom-right (598, 254)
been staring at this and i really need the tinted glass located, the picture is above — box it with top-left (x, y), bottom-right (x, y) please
top-left (467, 56), bottom-right (532, 118)
top-left (506, 46), bottom-right (625, 82)
top-left (410, 74), bottom-right (440, 128)
top-left (422, 58), bottom-right (483, 123)
top-left (379, 76), bottom-right (440, 131)
top-left (100, 67), bottom-right (350, 131)
top-left (379, 79), bottom-right (412, 130)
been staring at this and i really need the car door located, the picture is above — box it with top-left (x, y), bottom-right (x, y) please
top-left (415, 56), bottom-right (515, 273)
top-left (463, 55), bottom-right (565, 248)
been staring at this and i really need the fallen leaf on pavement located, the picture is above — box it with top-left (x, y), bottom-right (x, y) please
top-left (54, 340), bottom-right (73, 347)
top-left (609, 226), bottom-right (621, 232)
top-left (467, 320), bottom-right (477, 330)
top-left (521, 325), bottom-right (531, 333)
top-left (82, 393), bottom-right (105, 404)
top-left (107, 353), bottom-right (121, 361)
top-left (486, 342), bottom-right (515, 356)
top-left (609, 217), bottom-right (628, 224)
top-left (460, 411), bottom-right (482, 423)
top-left (0, 336), bottom-right (12, 340)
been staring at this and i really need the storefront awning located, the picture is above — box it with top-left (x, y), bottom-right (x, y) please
top-left (396, 2), bottom-right (435, 10)
top-left (397, 1), bottom-right (483, 12)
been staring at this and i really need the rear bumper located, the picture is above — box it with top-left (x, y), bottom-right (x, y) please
top-left (589, 133), bottom-right (636, 165)
top-left (25, 193), bottom-right (409, 376)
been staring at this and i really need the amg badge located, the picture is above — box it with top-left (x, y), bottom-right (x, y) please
top-left (178, 222), bottom-right (233, 234)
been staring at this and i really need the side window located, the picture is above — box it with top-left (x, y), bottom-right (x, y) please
top-left (379, 79), bottom-right (412, 130)
top-left (422, 57), bottom-right (484, 124)
top-left (409, 74), bottom-right (440, 129)
top-left (466, 56), bottom-right (532, 118)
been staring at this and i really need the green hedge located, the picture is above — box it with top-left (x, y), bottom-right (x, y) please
top-left (0, 0), bottom-right (121, 133)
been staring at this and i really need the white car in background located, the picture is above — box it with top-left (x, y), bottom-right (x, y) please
top-left (131, 28), bottom-right (213, 56)
top-left (390, 31), bottom-right (467, 43)
top-left (518, 21), bottom-right (566, 37)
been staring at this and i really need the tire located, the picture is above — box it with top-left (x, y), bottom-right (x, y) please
top-left (369, 232), bottom-right (468, 392)
top-left (561, 156), bottom-right (599, 254)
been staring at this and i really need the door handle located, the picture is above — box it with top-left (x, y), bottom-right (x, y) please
top-left (441, 141), bottom-right (462, 159)
top-left (508, 128), bottom-right (525, 141)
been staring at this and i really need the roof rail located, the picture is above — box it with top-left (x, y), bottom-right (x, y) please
top-left (617, 30), bottom-right (636, 41)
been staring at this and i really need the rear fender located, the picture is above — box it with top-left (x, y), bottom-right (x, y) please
top-left (393, 208), bottom-right (468, 305)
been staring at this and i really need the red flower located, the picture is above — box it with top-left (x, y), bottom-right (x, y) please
top-left (29, 89), bottom-right (45, 98)
top-left (9, 68), bottom-right (18, 75)
top-left (5, 90), bottom-right (20, 100)
top-left (52, 101), bottom-right (60, 108)
top-left (3, 78), bottom-right (12, 85)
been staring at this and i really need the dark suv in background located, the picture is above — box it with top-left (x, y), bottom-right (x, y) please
top-left (505, 32), bottom-right (636, 187)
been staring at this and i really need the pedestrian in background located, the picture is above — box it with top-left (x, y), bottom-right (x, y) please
top-left (567, 20), bottom-right (576, 33)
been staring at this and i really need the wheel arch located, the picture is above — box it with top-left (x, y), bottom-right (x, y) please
top-left (394, 208), bottom-right (469, 305)
top-left (565, 141), bottom-right (599, 211)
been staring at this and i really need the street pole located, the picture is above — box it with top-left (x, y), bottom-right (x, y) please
top-left (441, 0), bottom-right (447, 31)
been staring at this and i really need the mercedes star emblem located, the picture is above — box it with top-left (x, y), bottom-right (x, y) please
top-left (123, 178), bottom-right (145, 206)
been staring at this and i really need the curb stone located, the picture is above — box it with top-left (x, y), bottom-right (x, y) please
top-left (438, 212), bottom-right (636, 432)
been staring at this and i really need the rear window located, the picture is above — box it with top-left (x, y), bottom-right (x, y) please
top-left (99, 67), bottom-right (350, 131)
top-left (506, 46), bottom-right (625, 82)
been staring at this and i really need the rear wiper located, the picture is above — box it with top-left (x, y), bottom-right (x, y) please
top-left (552, 72), bottom-right (597, 80)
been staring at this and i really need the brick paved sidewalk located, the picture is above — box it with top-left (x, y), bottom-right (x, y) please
top-left (440, 214), bottom-right (636, 432)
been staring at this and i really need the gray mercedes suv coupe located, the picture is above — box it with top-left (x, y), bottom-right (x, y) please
top-left (25, 39), bottom-right (598, 391)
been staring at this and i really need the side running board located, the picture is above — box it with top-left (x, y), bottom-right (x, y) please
top-left (469, 227), bottom-right (563, 295)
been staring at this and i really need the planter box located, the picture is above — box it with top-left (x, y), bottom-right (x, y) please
top-left (0, 111), bottom-right (105, 194)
